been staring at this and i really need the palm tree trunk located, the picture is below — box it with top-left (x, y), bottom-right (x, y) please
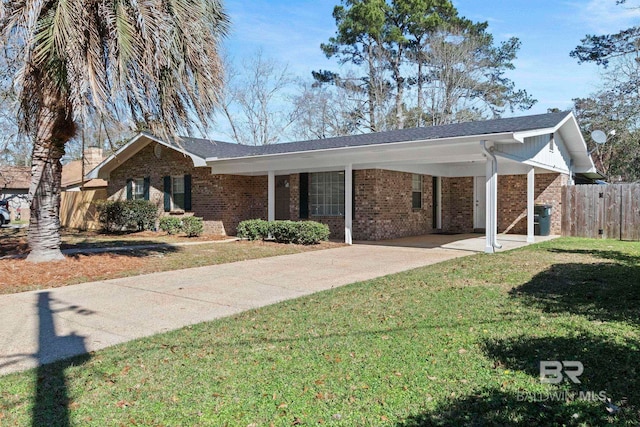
top-left (26, 93), bottom-right (75, 263)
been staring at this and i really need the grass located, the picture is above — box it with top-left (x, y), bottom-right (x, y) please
top-left (1, 237), bottom-right (639, 425)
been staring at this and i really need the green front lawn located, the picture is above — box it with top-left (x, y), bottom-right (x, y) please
top-left (1, 238), bottom-right (639, 425)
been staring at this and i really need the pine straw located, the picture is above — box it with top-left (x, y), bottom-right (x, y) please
top-left (0, 253), bottom-right (147, 294)
top-left (0, 240), bottom-right (343, 295)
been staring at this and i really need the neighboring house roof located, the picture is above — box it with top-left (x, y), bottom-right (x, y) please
top-left (89, 111), bottom-right (598, 180)
top-left (61, 159), bottom-right (108, 189)
top-left (0, 166), bottom-right (31, 190)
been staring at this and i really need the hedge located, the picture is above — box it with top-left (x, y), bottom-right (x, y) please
top-left (159, 216), bottom-right (182, 235)
top-left (181, 216), bottom-right (204, 237)
top-left (96, 200), bottom-right (158, 232)
top-left (236, 219), bottom-right (329, 245)
top-left (158, 216), bottom-right (204, 237)
top-left (236, 219), bottom-right (270, 241)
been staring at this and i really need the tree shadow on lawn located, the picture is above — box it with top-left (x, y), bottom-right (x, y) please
top-left (62, 242), bottom-right (181, 259)
top-left (0, 292), bottom-right (94, 426)
top-left (509, 261), bottom-right (640, 326)
top-left (397, 386), bottom-right (622, 427)
top-left (398, 251), bottom-right (640, 426)
top-left (396, 325), bottom-right (639, 425)
top-left (481, 333), bottom-right (639, 404)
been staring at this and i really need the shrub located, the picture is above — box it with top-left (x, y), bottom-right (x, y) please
top-left (237, 219), bottom-right (269, 240)
top-left (236, 219), bottom-right (330, 245)
top-left (295, 221), bottom-right (330, 245)
top-left (159, 216), bottom-right (183, 235)
top-left (96, 200), bottom-right (158, 232)
top-left (181, 216), bottom-right (204, 237)
top-left (129, 200), bottom-right (158, 231)
top-left (95, 200), bottom-right (125, 232)
top-left (270, 220), bottom-right (299, 243)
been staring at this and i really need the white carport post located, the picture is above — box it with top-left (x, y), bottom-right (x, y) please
top-left (345, 164), bottom-right (353, 245)
top-left (482, 140), bottom-right (499, 254)
top-left (268, 171), bottom-right (275, 222)
top-left (485, 156), bottom-right (495, 253)
top-left (527, 167), bottom-right (535, 243)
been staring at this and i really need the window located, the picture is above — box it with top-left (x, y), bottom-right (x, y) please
top-left (172, 176), bottom-right (185, 210)
top-left (412, 174), bottom-right (422, 209)
top-left (163, 174), bottom-right (191, 212)
top-left (310, 171), bottom-right (345, 216)
top-left (127, 177), bottom-right (148, 200)
top-left (133, 178), bottom-right (145, 200)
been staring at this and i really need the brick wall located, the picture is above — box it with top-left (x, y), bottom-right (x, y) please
top-left (498, 173), bottom-right (566, 235)
top-left (108, 143), bottom-right (266, 235)
top-left (287, 169), bottom-right (433, 241)
top-left (355, 169), bottom-right (433, 240)
top-left (108, 143), bottom-right (567, 239)
top-left (441, 177), bottom-right (474, 233)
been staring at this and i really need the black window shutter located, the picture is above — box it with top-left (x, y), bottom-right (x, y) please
top-left (163, 176), bottom-right (171, 212)
top-left (143, 177), bottom-right (150, 200)
top-left (184, 174), bottom-right (192, 211)
top-left (299, 173), bottom-right (309, 219)
top-left (352, 170), bottom-right (356, 217)
top-left (126, 179), bottom-right (133, 200)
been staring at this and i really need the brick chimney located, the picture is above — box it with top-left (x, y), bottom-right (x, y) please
top-left (83, 146), bottom-right (104, 172)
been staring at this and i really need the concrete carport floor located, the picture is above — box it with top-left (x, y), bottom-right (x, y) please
top-left (0, 233), bottom-right (556, 375)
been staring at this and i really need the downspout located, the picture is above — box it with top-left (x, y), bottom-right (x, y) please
top-left (569, 159), bottom-right (575, 185)
top-left (480, 141), bottom-right (503, 250)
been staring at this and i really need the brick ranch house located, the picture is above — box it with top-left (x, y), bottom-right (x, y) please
top-left (88, 111), bottom-right (598, 253)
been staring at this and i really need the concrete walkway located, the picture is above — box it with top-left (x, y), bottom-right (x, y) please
top-left (0, 234), bottom-right (554, 375)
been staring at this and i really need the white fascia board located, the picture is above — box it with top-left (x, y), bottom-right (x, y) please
top-left (86, 133), bottom-right (207, 180)
top-left (205, 132), bottom-right (517, 167)
top-left (512, 127), bottom-right (557, 142)
top-left (140, 134), bottom-right (208, 167)
top-left (86, 133), bottom-right (148, 179)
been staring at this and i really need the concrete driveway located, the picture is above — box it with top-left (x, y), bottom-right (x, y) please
top-left (0, 233), bottom-right (553, 375)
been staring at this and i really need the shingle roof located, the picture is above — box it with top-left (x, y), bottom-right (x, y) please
top-left (166, 111), bottom-right (571, 161)
top-left (61, 160), bottom-right (108, 189)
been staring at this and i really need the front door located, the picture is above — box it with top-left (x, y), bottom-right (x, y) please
top-left (275, 175), bottom-right (290, 220)
top-left (474, 176), bottom-right (486, 230)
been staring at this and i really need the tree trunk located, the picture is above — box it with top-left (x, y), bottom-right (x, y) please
top-left (26, 92), bottom-right (75, 263)
top-left (417, 60), bottom-right (423, 127)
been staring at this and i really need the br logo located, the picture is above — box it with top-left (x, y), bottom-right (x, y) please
top-left (540, 361), bottom-right (584, 384)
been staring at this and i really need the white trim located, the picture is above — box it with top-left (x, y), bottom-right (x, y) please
top-left (345, 164), bottom-right (353, 245)
top-left (485, 160), bottom-right (494, 253)
top-left (527, 167), bottom-right (535, 243)
top-left (86, 133), bottom-right (208, 180)
top-left (205, 132), bottom-right (518, 164)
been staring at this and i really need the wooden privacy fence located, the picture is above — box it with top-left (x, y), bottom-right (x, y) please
top-left (562, 184), bottom-right (640, 240)
top-left (60, 189), bottom-right (107, 230)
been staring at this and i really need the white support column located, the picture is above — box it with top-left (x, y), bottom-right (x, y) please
top-left (485, 157), bottom-right (494, 253)
top-left (268, 171), bottom-right (275, 222)
top-left (527, 167), bottom-right (535, 243)
top-left (344, 164), bottom-right (353, 245)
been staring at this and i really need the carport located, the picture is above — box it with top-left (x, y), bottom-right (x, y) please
top-left (205, 112), bottom-right (596, 252)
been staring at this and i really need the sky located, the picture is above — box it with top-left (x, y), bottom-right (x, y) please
top-left (220, 0), bottom-right (640, 119)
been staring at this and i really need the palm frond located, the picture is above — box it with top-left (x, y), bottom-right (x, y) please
top-left (1, 0), bottom-right (230, 140)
